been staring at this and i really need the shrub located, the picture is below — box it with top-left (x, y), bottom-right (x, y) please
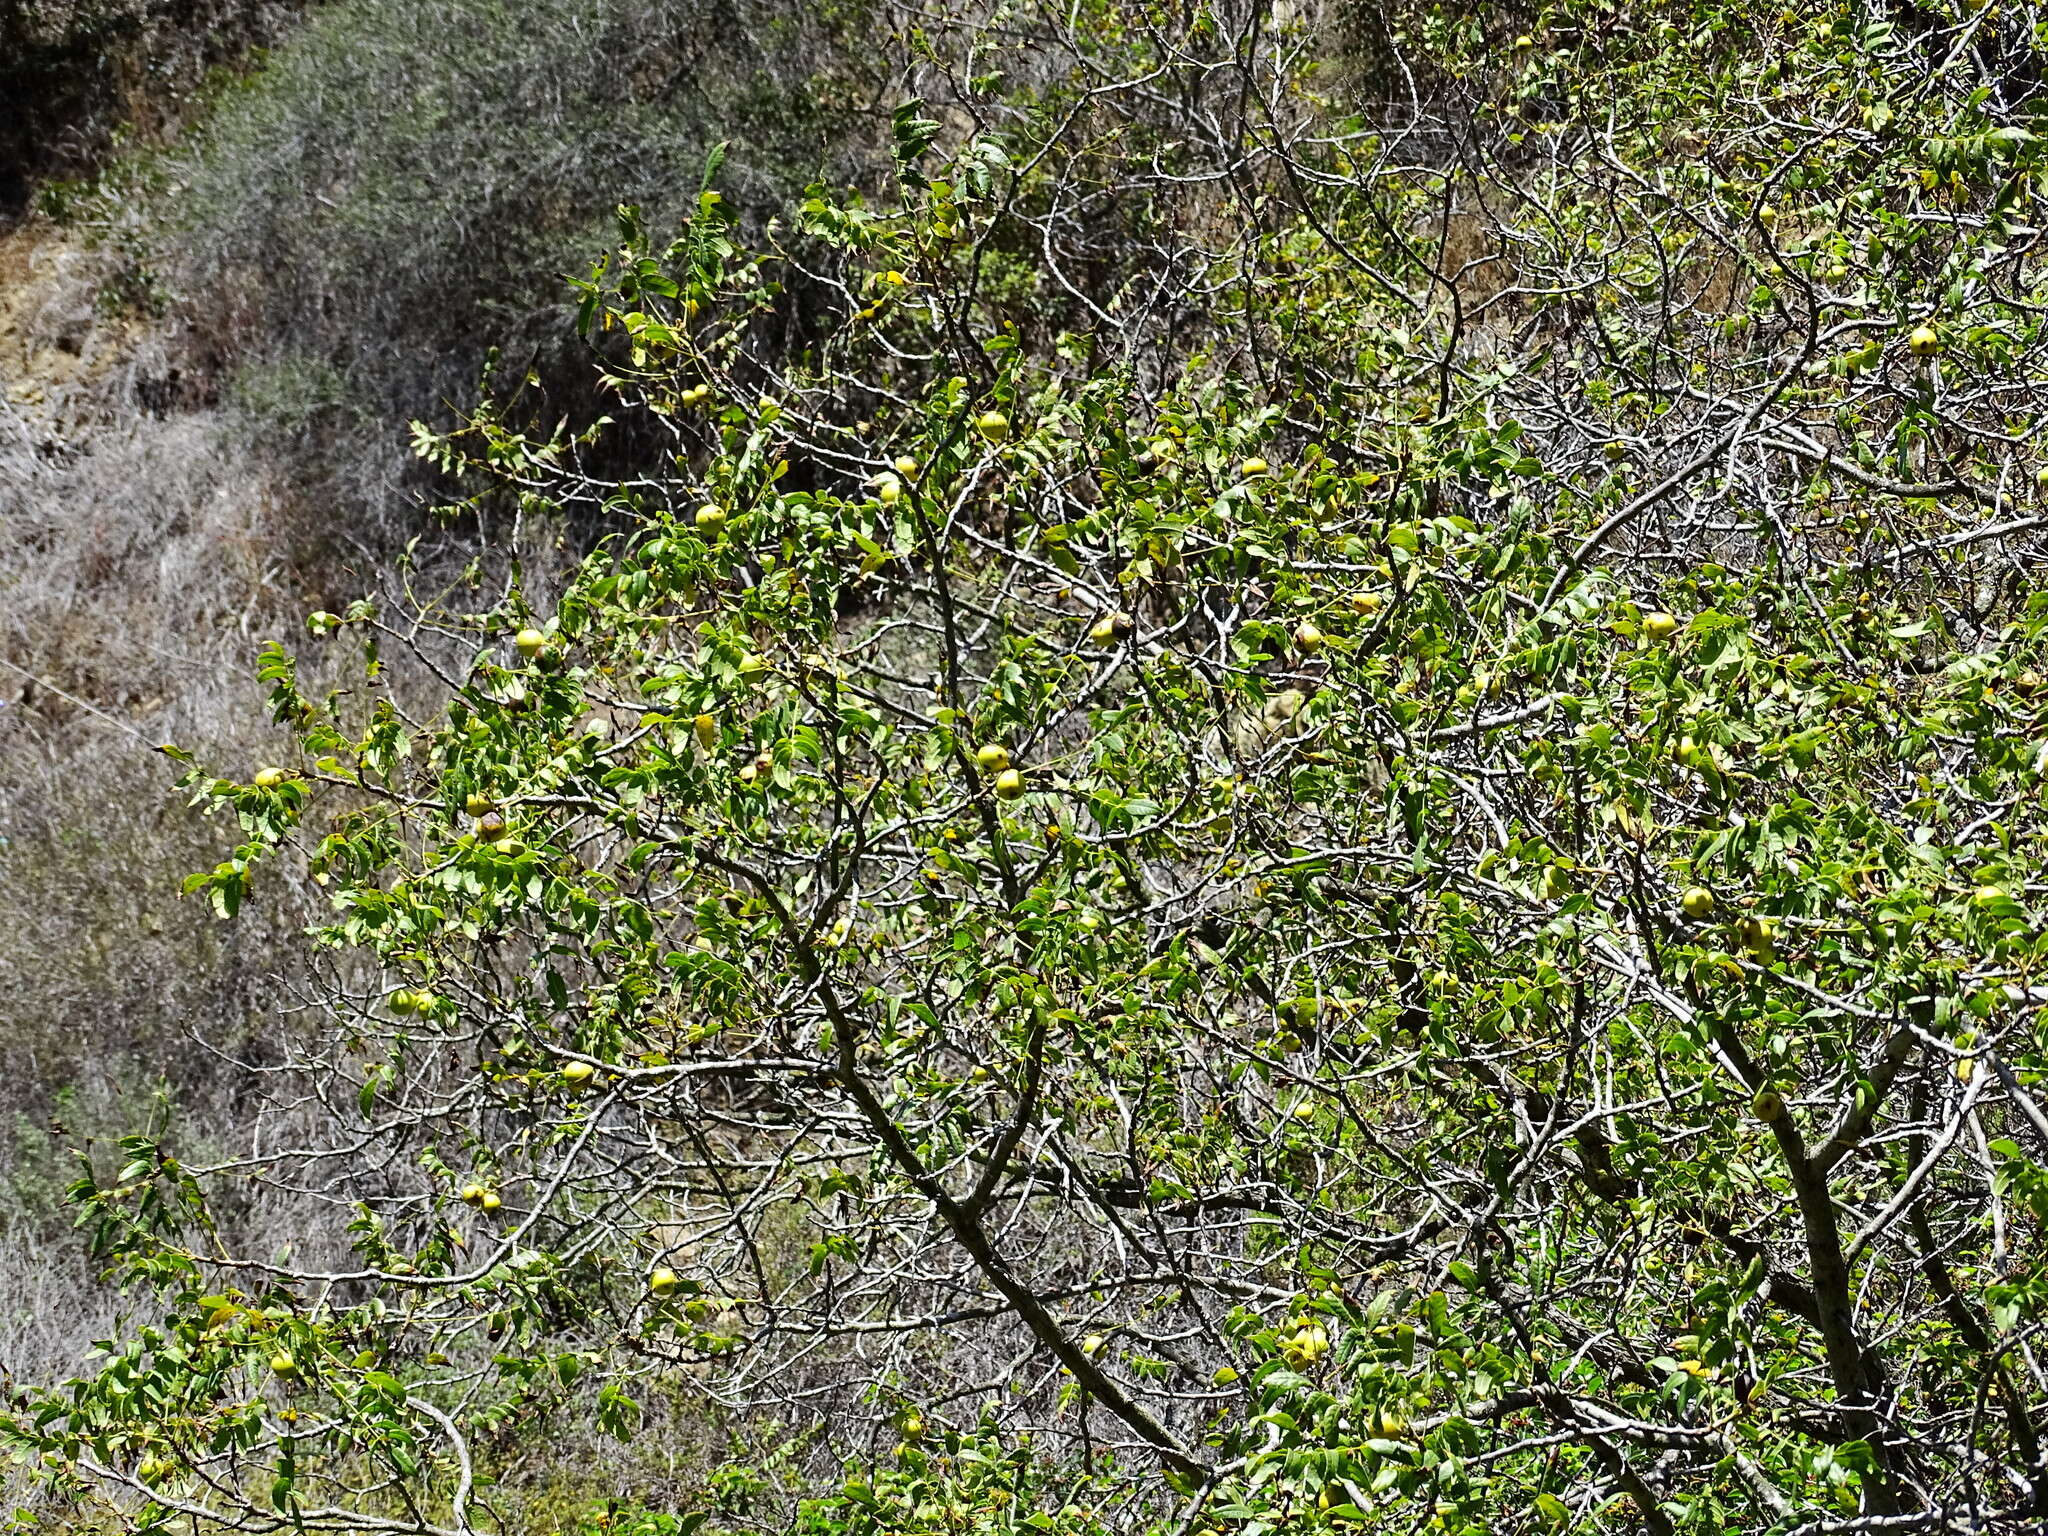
top-left (12, 1), bottom-right (2048, 1533)
top-left (164, 0), bottom-right (870, 530)
top-left (0, 0), bottom-right (300, 218)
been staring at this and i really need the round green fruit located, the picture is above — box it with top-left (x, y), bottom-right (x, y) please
top-left (1643, 610), bottom-right (1679, 642)
top-left (253, 766), bottom-right (288, 789)
top-left (650, 1267), bottom-right (680, 1296)
top-left (561, 1060), bottom-right (596, 1086)
top-left (974, 742), bottom-right (1011, 774)
top-left (514, 627), bottom-right (548, 658)
top-left (1680, 886), bottom-right (1716, 920)
top-left (994, 768), bottom-right (1026, 800)
top-left (975, 410), bottom-right (1011, 442)
top-left (1751, 1089), bottom-right (1785, 1122)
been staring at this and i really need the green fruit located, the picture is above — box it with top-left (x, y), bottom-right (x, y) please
top-left (1294, 620), bottom-right (1325, 653)
top-left (693, 712), bottom-right (718, 751)
top-left (694, 504), bottom-right (726, 532)
top-left (479, 1190), bottom-right (502, 1212)
top-left (463, 793), bottom-right (494, 817)
top-left (975, 410), bottom-right (1011, 442)
top-left (389, 988), bottom-right (419, 1015)
top-left (493, 837), bottom-right (525, 857)
top-left (514, 627), bottom-right (548, 657)
top-left (994, 768), bottom-right (1026, 800)
top-left (253, 766), bottom-right (288, 789)
top-left (459, 1183), bottom-right (487, 1206)
top-left (1239, 457), bottom-right (1270, 477)
top-left (974, 742), bottom-right (1011, 774)
top-left (1908, 323), bottom-right (1941, 357)
top-left (650, 1267), bottom-right (679, 1296)
top-left (561, 1060), bottom-right (596, 1086)
top-left (270, 1352), bottom-right (298, 1378)
top-left (1643, 610), bottom-right (1679, 642)
top-left (1681, 887), bottom-right (1716, 920)
top-left (1751, 1089), bottom-right (1785, 1122)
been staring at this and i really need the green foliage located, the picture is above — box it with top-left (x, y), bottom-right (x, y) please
top-left (13, 0), bottom-right (2048, 1532)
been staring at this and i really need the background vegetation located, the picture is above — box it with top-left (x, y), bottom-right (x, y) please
top-left (1, 0), bottom-right (863, 1496)
top-left (6, 0), bottom-right (2048, 1532)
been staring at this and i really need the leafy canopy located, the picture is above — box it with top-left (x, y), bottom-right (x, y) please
top-left (12, 0), bottom-right (2048, 1533)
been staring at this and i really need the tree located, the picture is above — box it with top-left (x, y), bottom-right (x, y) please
top-left (11, 0), bottom-right (2048, 1531)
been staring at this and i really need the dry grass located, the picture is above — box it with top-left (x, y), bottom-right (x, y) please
top-left (0, 217), bottom-right (320, 1429)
